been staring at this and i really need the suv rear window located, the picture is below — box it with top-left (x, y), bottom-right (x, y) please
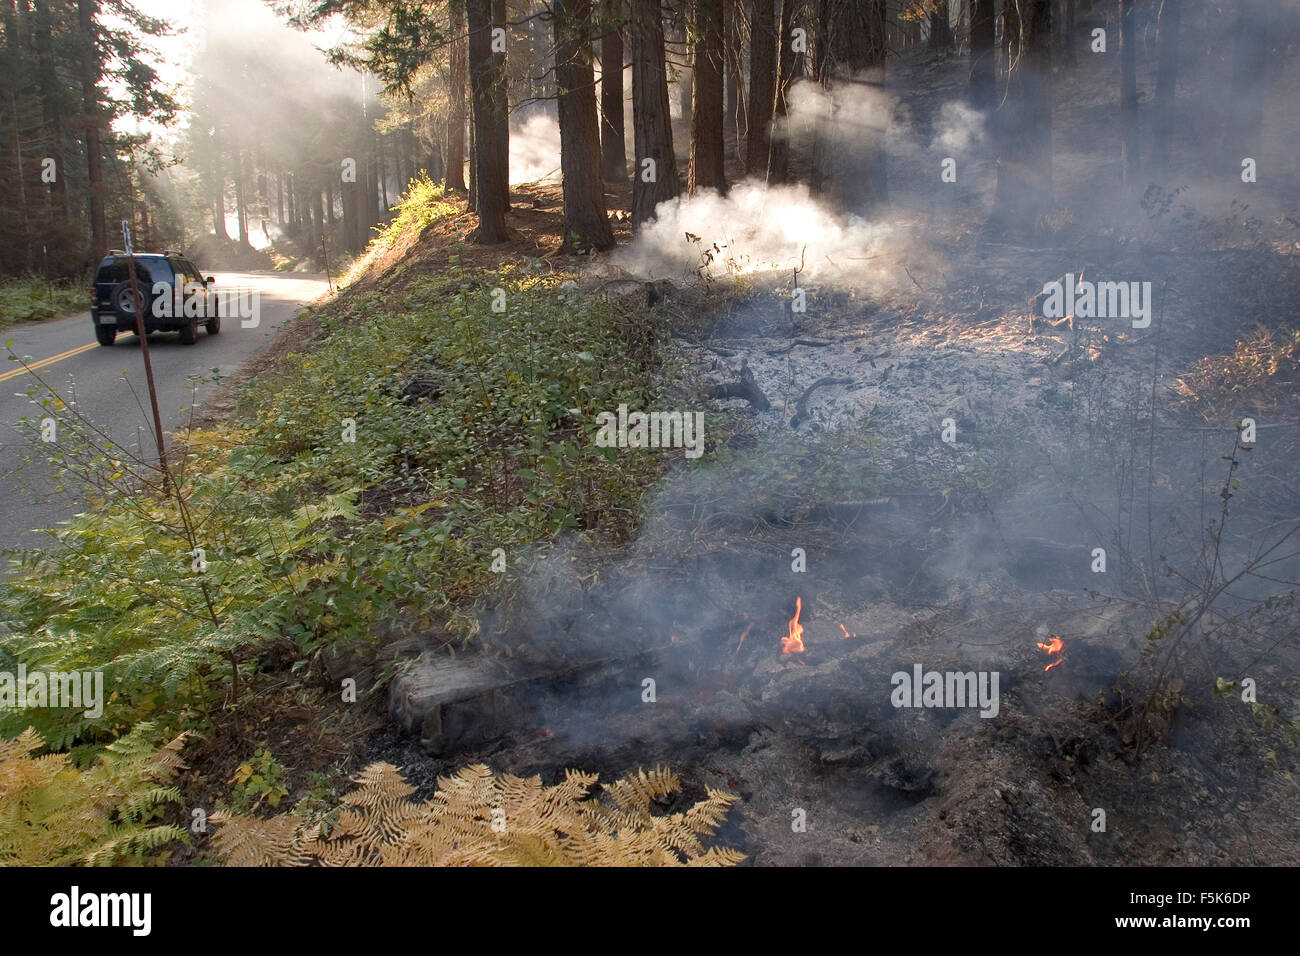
top-left (95, 257), bottom-right (173, 286)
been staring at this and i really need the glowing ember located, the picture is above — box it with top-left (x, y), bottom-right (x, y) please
top-left (1037, 635), bottom-right (1065, 671)
top-left (839, 623), bottom-right (858, 639)
top-left (781, 598), bottom-right (806, 654)
top-left (735, 623), bottom-right (753, 653)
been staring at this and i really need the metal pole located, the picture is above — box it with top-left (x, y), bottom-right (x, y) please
top-left (122, 221), bottom-right (172, 492)
top-left (321, 232), bottom-right (333, 293)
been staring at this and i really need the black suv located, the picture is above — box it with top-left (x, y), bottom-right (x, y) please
top-left (90, 252), bottom-right (220, 347)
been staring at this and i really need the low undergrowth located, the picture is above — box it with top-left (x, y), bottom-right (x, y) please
top-left (0, 277), bottom-right (84, 326)
top-left (0, 264), bottom-right (668, 760)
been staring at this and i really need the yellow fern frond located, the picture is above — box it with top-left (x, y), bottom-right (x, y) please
top-left (211, 762), bottom-right (743, 867)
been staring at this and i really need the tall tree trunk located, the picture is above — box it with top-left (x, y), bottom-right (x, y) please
top-left (766, 0), bottom-right (796, 184)
top-left (1119, 0), bottom-right (1137, 187)
top-left (679, 58), bottom-right (693, 121)
top-left (377, 132), bottom-right (390, 209)
top-left (689, 0), bottom-right (726, 193)
top-left (286, 172), bottom-right (296, 234)
top-left (722, 0), bottom-right (743, 151)
top-left (994, 0), bottom-right (1052, 228)
top-left (467, 0), bottom-right (509, 241)
top-left (233, 141), bottom-right (248, 245)
top-left (555, 0), bottom-right (615, 251)
top-left (492, 0), bottom-right (510, 211)
top-left (630, 0), bottom-right (680, 226)
top-left (1226, 0), bottom-right (1269, 163)
top-left (276, 171), bottom-right (284, 226)
top-left (724, 0), bottom-right (745, 148)
top-left (1064, 0), bottom-right (1075, 64)
top-left (1151, 0), bottom-right (1180, 167)
top-left (970, 0), bottom-right (995, 107)
top-left (1001, 0), bottom-right (1021, 92)
top-left (746, 0), bottom-right (777, 176)
top-left (308, 185), bottom-right (320, 263)
top-left (32, 0), bottom-right (68, 222)
top-left (447, 0), bottom-right (469, 192)
top-left (210, 127), bottom-right (228, 238)
top-left (468, 120), bottom-right (477, 211)
top-left (77, 0), bottom-right (106, 258)
top-left (343, 173), bottom-right (360, 253)
top-left (929, 2), bottom-right (953, 50)
top-left (600, 1), bottom-right (628, 182)
top-left (429, 114), bottom-right (446, 181)
top-left (813, 0), bottom-right (888, 211)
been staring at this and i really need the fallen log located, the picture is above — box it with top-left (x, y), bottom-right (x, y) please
top-left (790, 376), bottom-right (853, 428)
top-left (706, 359), bottom-right (771, 410)
top-left (767, 338), bottom-right (834, 356)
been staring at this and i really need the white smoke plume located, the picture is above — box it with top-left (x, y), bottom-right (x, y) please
top-left (614, 80), bottom-right (982, 293)
top-left (614, 180), bottom-right (906, 291)
top-left (509, 113), bottom-right (562, 185)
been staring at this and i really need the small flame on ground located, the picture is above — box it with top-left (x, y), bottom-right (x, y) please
top-left (839, 623), bottom-right (858, 639)
top-left (735, 623), bottom-right (753, 653)
top-left (1037, 635), bottom-right (1065, 672)
top-left (781, 597), bottom-right (806, 654)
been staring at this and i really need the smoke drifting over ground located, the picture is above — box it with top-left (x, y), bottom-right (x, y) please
top-left (614, 181), bottom-right (908, 289)
top-left (615, 78), bottom-right (990, 292)
top-left (509, 113), bottom-right (563, 185)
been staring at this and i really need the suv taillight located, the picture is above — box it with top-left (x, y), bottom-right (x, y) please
top-left (90, 289), bottom-right (98, 307)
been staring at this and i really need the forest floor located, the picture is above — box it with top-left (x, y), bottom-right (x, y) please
top-left (172, 46), bottom-right (1300, 866)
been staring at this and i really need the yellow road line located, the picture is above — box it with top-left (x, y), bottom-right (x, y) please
top-left (0, 341), bottom-right (101, 384)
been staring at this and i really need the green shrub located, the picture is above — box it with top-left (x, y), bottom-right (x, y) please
top-left (0, 278), bottom-right (84, 326)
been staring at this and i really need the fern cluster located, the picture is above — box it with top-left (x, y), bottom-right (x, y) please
top-left (212, 763), bottom-right (744, 867)
top-left (0, 723), bottom-right (188, 865)
top-left (0, 426), bottom-right (366, 746)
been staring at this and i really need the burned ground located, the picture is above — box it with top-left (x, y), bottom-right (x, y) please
top-left (188, 40), bottom-right (1300, 868)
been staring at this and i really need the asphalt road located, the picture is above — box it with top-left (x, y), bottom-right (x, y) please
top-left (0, 272), bottom-right (329, 557)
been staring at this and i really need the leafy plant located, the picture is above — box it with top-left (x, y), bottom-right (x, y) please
top-left (228, 748), bottom-right (291, 811)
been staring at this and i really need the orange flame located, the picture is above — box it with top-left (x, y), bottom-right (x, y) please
top-left (781, 598), bottom-right (806, 654)
top-left (1037, 635), bottom-right (1065, 671)
top-left (839, 623), bottom-right (858, 639)
top-left (735, 623), bottom-right (753, 653)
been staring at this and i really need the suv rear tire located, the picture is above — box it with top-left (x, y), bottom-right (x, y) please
top-left (178, 317), bottom-right (198, 345)
top-left (95, 325), bottom-right (116, 347)
top-left (108, 281), bottom-right (146, 319)
top-left (205, 315), bottom-right (221, 335)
